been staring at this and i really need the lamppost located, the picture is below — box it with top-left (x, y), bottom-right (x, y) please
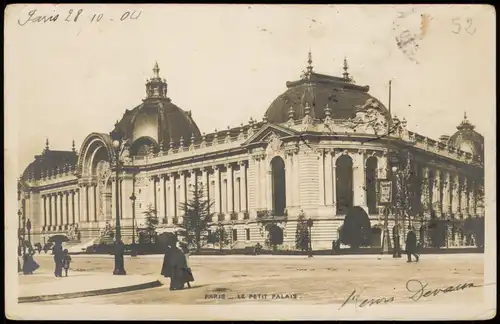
top-left (392, 166), bottom-right (402, 258)
top-left (17, 209), bottom-right (23, 257)
top-left (110, 130), bottom-right (127, 275)
top-left (130, 193), bottom-right (137, 257)
top-left (218, 221), bottom-right (224, 253)
top-left (26, 219), bottom-right (32, 243)
top-left (307, 218), bottom-right (314, 257)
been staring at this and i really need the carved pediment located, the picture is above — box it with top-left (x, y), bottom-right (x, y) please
top-left (242, 123), bottom-right (297, 146)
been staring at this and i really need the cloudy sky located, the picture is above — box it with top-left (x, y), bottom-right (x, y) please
top-left (5, 4), bottom-right (495, 171)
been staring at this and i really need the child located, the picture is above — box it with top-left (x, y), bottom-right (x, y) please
top-left (62, 249), bottom-right (72, 277)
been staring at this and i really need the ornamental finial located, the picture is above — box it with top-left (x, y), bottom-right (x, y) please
top-left (342, 57), bottom-right (350, 81)
top-left (45, 138), bottom-right (50, 151)
top-left (153, 62), bottom-right (160, 78)
top-left (306, 49), bottom-right (313, 77)
top-left (72, 139), bottom-right (76, 152)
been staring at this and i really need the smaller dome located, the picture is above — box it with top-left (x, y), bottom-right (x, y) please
top-left (448, 113), bottom-right (484, 161)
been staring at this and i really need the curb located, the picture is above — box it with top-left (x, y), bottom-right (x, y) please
top-left (18, 279), bottom-right (163, 303)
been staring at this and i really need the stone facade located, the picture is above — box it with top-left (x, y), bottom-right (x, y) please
top-left (17, 57), bottom-right (485, 250)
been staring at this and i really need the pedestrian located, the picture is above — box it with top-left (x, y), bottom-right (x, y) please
top-left (405, 225), bottom-right (419, 263)
top-left (62, 249), bottom-right (72, 277)
top-left (160, 234), bottom-right (193, 290)
top-left (22, 248), bottom-right (40, 275)
top-left (52, 241), bottom-right (64, 277)
top-left (180, 242), bottom-right (194, 289)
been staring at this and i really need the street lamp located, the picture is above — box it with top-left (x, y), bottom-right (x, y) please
top-left (111, 132), bottom-right (127, 275)
top-left (17, 209), bottom-right (23, 257)
top-left (218, 221), bottom-right (223, 253)
top-left (130, 193), bottom-right (137, 256)
top-left (26, 219), bottom-right (32, 243)
top-left (307, 218), bottom-right (314, 257)
top-left (392, 166), bottom-right (402, 258)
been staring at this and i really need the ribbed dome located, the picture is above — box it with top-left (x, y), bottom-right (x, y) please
top-left (265, 71), bottom-right (392, 124)
top-left (448, 113), bottom-right (484, 161)
top-left (112, 63), bottom-right (201, 155)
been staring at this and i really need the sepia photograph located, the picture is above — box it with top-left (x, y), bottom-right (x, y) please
top-left (4, 4), bottom-right (496, 320)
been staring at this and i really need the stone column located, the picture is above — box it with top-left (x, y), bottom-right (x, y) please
top-left (214, 166), bottom-right (221, 214)
top-left (332, 151), bottom-right (338, 212)
top-left (432, 169), bottom-right (441, 216)
top-left (226, 164), bottom-right (234, 213)
top-left (293, 151), bottom-right (300, 207)
top-left (420, 166), bottom-right (430, 216)
top-left (179, 171), bottom-right (186, 218)
top-left (150, 177), bottom-right (157, 211)
top-left (262, 155), bottom-right (269, 211)
top-left (318, 150), bottom-right (325, 206)
top-left (53, 193), bottom-right (58, 227)
top-left (168, 174), bottom-right (176, 219)
top-left (451, 174), bottom-right (460, 216)
top-left (42, 195), bottom-right (47, 228)
top-left (468, 180), bottom-right (476, 216)
top-left (285, 153), bottom-right (292, 208)
top-left (239, 161), bottom-right (247, 212)
top-left (158, 175), bottom-right (166, 220)
top-left (189, 169), bottom-right (197, 202)
top-left (58, 192), bottom-right (64, 226)
top-left (265, 160), bottom-right (273, 212)
top-left (88, 185), bottom-right (94, 222)
top-left (461, 177), bottom-right (468, 217)
top-left (202, 167), bottom-right (208, 200)
top-left (325, 150), bottom-right (334, 207)
top-left (93, 184), bottom-right (99, 222)
top-left (442, 171), bottom-right (451, 216)
top-left (48, 194), bottom-right (53, 227)
top-left (69, 191), bottom-right (75, 224)
top-left (254, 157), bottom-right (261, 209)
top-left (353, 150), bottom-right (367, 209)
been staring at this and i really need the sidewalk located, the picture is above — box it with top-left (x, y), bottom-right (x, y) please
top-left (34, 252), bottom-right (484, 260)
top-left (18, 271), bottom-right (162, 303)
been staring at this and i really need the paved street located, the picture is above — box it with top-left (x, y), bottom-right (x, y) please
top-left (29, 254), bottom-right (485, 305)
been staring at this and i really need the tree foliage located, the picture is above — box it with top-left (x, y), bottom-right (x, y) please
top-left (137, 204), bottom-right (158, 244)
top-left (178, 184), bottom-right (215, 252)
top-left (339, 206), bottom-right (371, 248)
top-left (295, 210), bottom-right (309, 251)
top-left (208, 226), bottom-right (230, 251)
top-left (267, 223), bottom-right (284, 251)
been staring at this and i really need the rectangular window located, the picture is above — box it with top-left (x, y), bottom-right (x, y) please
top-left (245, 228), bottom-right (250, 241)
top-left (232, 228), bottom-right (238, 241)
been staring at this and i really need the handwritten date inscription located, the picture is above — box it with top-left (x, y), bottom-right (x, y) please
top-left (18, 9), bottom-right (141, 26)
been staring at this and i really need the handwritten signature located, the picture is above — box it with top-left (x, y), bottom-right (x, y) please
top-left (339, 279), bottom-right (480, 309)
top-left (17, 8), bottom-right (141, 26)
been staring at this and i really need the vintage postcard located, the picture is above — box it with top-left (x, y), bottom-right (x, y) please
top-left (4, 4), bottom-right (496, 320)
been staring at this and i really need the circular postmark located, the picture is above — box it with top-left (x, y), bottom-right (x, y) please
top-left (392, 8), bottom-right (433, 64)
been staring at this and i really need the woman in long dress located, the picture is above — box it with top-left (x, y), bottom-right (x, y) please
top-left (22, 247), bottom-right (40, 275)
top-left (160, 235), bottom-right (194, 290)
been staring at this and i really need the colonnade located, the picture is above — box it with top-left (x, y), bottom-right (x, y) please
top-left (148, 161), bottom-right (249, 224)
top-left (40, 189), bottom-right (80, 230)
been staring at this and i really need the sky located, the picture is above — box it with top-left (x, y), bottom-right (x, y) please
top-left (5, 4), bottom-right (496, 172)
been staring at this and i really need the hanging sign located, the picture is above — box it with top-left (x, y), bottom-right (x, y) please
top-left (378, 179), bottom-right (393, 204)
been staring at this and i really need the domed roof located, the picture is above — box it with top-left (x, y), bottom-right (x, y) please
top-left (21, 139), bottom-right (78, 181)
top-left (448, 113), bottom-right (484, 161)
top-left (112, 63), bottom-right (201, 155)
top-left (265, 55), bottom-right (392, 124)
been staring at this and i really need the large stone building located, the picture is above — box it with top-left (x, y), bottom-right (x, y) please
top-left (17, 54), bottom-right (485, 250)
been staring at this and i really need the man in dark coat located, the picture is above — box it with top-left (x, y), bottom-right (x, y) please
top-left (52, 241), bottom-right (64, 277)
top-left (405, 226), bottom-right (419, 262)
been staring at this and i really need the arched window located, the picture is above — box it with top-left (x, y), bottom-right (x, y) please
top-left (336, 154), bottom-right (353, 214)
top-left (366, 156), bottom-right (378, 214)
top-left (271, 157), bottom-right (286, 216)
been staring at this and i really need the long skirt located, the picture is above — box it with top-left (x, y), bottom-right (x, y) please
top-left (23, 255), bottom-right (40, 275)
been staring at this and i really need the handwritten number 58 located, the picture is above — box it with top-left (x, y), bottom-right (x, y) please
top-left (452, 18), bottom-right (476, 35)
